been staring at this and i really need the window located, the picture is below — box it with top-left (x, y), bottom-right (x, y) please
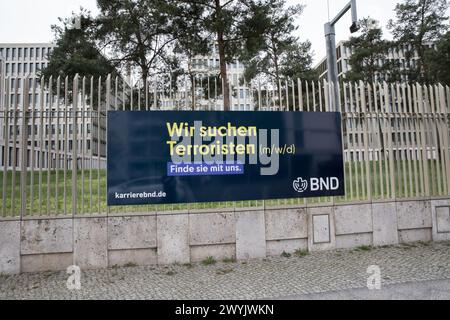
top-left (36, 48), bottom-right (40, 58)
top-left (6, 48), bottom-right (10, 60)
top-left (24, 48), bottom-right (28, 58)
top-left (11, 63), bottom-right (16, 74)
top-left (30, 48), bottom-right (34, 59)
top-left (233, 74), bottom-right (238, 85)
top-left (24, 63), bottom-right (28, 74)
top-left (18, 48), bottom-right (22, 59)
top-left (12, 48), bottom-right (16, 59)
top-left (18, 63), bottom-right (22, 74)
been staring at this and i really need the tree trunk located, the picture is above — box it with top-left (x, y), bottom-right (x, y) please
top-left (273, 54), bottom-right (282, 110)
top-left (215, 0), bottom-right (230, 111)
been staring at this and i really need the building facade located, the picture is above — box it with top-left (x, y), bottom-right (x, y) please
top-left (314, 40), bottom-right (437, 83)
top-left (0, 43), bottom-right (108, 170)
top-left (159, 44), bottom-right (255, 111)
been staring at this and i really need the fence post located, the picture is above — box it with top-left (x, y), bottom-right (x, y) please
top-left (20, 76), bottom-right (30, 219)
top-left (72, 74), bottom-right (79, 216)
top-left (360, 81), bottom-right (372, 201)
top-left (106, 74), bottom-right (111, 215)
top-left (2, 77), bottom-right (10, 217)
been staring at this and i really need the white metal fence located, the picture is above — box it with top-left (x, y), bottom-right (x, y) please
top-left (1, 74), bottom-right (449, 218)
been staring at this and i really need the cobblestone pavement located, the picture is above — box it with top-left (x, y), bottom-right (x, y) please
top-left (1, 241), bottom-right (449, 300)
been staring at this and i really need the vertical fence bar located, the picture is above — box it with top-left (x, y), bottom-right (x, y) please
top-left (47, 76), bottom-right (53, 215)
top-left (409, 84), bottom-right (420, 197)
top-left (97, 76), bottom-right (102, 214)
top-left (424, 85), bottom-right (434, 196)
top-left (2, 77), bottom-right (10, 217)
top-left (81, 76), bottom-right (86, 214)
top-left (298, 79), bottom-right (303, 111)
top-left (29, 78), bottom-right (37, 215)
top-left (72, 75), bottom-right (79, 216)
top-left (360, 82), bottom-right (371, 201)
top-left (105, 74), bottom-right (111, 215)
top-left (11, 78), bottom-right (19, 216)
top-left (20, 76), bottom-right (29, 219)
top-left (439, 84), bottom-right (450, 195)
top-left (55, 77), bottom-right (60, 214)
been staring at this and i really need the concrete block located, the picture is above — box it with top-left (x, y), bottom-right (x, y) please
top-left (336, 233), bottom-right (373, 249)
top-left (307, 206), bottom-right (336, 252)
top-left (334, 204), bottom-right (372, 235)
top-left (157, 214), bottom-right (190, 264)
top-left (108, 216), bottom-right (157, 250)
top-left (235, 210), bottom-right (266, 260)
top-left (190, 244), bottom-right (235, 263)
top-left (266, 239), bottom-right (308, 257)
top-left (189, 212), bottom-right (235, 246)
top-left (108, 249), bottom-right (157, 267)
top-left (0, 221), bottom-right (21, 274)
top-left (265, 208), bottom-right (307, 241)
top-left (397, 201), bottom-right (432, 230)
top-left (313, 215), bottom-right (331, 243)
top-left (21, 219), bottom-right (73, 255)
top-left (21, 253), bottom-right (73, 273)
top-left (372, 202), bottom-right (399, 246)
top-left (399, 228), bottom-right (432, 243)
top-left (436, 207), bottom-right (450, 232)
top-left (430, 200), bottom-right (450, 242)
top-left (73, 218), bottom-right (108, 269)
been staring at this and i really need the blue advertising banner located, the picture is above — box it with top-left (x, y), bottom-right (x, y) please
top-left (107, 111), bottom-right (345, 206)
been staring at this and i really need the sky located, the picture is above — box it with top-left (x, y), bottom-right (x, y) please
top-left (0, 0), bottom-right (418, 66)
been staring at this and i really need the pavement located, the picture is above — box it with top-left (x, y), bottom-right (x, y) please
top-left (278, 279), bottom-right (450, 300)
top-left (0, 241), bottom-right (449, 300)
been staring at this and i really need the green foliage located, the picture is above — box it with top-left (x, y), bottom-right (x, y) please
top-left (169, 0), bottom-right (285, 110)
top-left (294, 249), bottom-right (309, 258)
top-left (41, 9), bottom-right (116, 80)
top-left (201, 256), bottom-right (217, 266)
top-left (95, 0), bottom-right (179, 84)
top-left (426, 31), bottom-right (450, 85)
top-left (40, 9), bottom-right (117, 106)
top-left (241, 0), bottom-right (315, 84)
top-left (345, 18), bottom-right (401, 83)
top-left (355, 245), bottom-right (373, 252)
top-left (388, 0), bottom-right (449, 83)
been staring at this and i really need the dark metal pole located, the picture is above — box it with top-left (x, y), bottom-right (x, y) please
top-left (325, 22), bottom-right (340, 112)
top-left (324, 0), bottom-right (359, 112)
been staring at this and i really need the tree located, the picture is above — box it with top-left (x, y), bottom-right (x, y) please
top-left (241, 1), bottom-right (314, 85)
top-left (170, 2), bottom-right (212, 109)
top-left (345, 18), bottom-right (400, 83)
top-left (388, 0), bottom-right (449, 83)
top-left (95, 0), bottom-right (178, 86)
top-left (40, 9), bottom-right (117, 106)
top-left (170, 0), bottom-right (272, 110)
top-left (41, 10), bottom-right (116, 81)
top-left (427, 31), bottom-right (450, 85)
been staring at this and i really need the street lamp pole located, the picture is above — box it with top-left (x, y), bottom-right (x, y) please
top-left (324, 0), bottom-right (359, 112)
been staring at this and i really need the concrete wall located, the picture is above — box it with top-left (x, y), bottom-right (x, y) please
top-left (1, 198), bottom-right (449, 274)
